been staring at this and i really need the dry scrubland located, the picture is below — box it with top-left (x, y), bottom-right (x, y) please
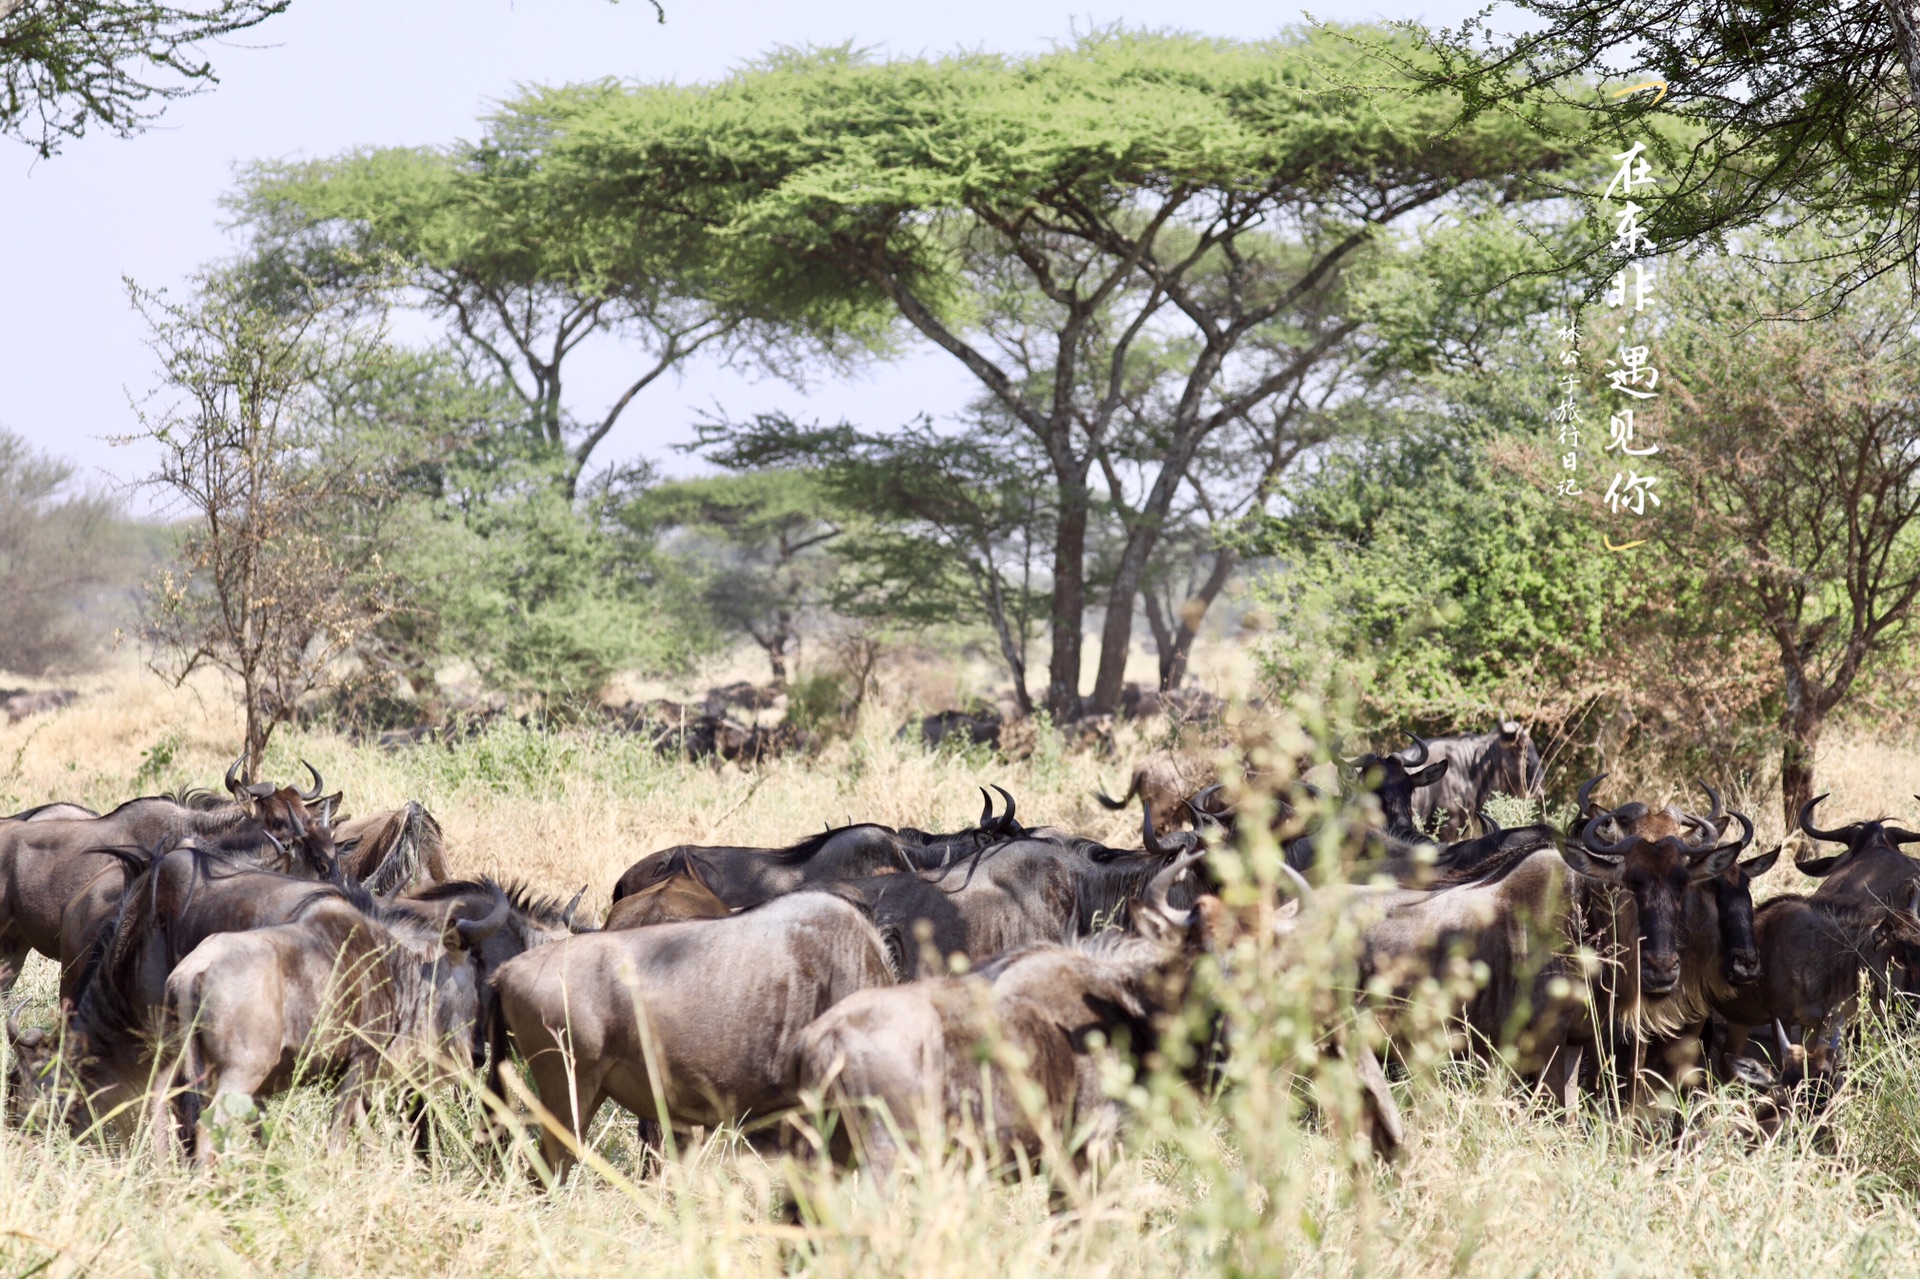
top-left (3, 661), bottom-right (1920, 1276)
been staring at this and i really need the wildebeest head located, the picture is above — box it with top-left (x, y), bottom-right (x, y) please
top-left (1793, 794), bottom-right (1920, 877)
top-left (1352, 735), bottom-right (1450, 834)
top-left (224, 756), bottom-right (339, 879)
top-left (1712, 841), bottom-right (1783, 986)
top-left (1492, 719), bottom-right (1546, 798)
top-left (1563, 778), bottom-right (1754, 997)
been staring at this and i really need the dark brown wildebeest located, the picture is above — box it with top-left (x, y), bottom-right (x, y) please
top-left (1348, 777), bottom-right (1754, 1102)
top-left (4, 762), bottom-right (340, 1000)
top-left (608, 790), bottom-right (1023, 911)
top-left (604, 851), bottom-right (729, 930)
top-left (2, 803), bottom-right (97, 822)
top-left (493, 890), bottom-right (896, 1182)
top-left (2, 689), bottom-right (78, 723)
top-left (1794, 796), bottom-right (1920, 1007)
top-left (1396, 721), bottom-right (1545, 842)
top-left (152, 885), bottom-right (509, 1165)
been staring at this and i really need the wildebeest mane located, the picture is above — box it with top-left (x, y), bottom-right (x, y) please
top-left (406, 875), bottom-right (578, 932)
top-left (1425, 826), bottom-right (1563, 890)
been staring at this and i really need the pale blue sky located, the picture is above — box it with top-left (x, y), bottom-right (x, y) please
top-left (0, 0), bottom-right (1502, 509)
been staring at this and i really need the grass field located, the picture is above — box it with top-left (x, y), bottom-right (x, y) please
top-left (3, 660), bottom-right (1920, 1277)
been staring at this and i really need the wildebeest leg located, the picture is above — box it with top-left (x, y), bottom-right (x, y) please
top-left (329, 1060), bottom-right (373, 1155)
top-left (636, 1117), bottom-right (664, 1177)
top-left (1350, 1043), bottom-right (1405, 1161)
top-left (0, 932), bottom-right (27, 996)
top-left (524, 1047), bottom-right (611, 1185)
top-left (1539, 1044), bottom-right (1584, 1115)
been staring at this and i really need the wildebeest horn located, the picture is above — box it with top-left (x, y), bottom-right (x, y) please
top-left (1402, 732), bottom-right (1430, 766)
top-left (1774, 1018), bottom-right (1792, 1066)
top-left (1689, 811), bottom-right (1754, 873)
top-left (1573, 774), bottom-right (1608, 821)
top-left (561, 885), bottom-right (589, 930)
top-left (1577, 810), bottom-right (1634, 859)
top-left (1184, 784), bottom-right (1227, 830)
top-left (979, 786), bottom-right (995, 829)
top-left (1479, 808), bottom-right (1503, 836)
top-left (992, 785), bottom-right (1018, 830)
top-left (1696, 780), bottom-right (1725, 829)
top-left (1146, 848), bottom-right (1205, 932)
top-left (224, 755), bottom-right (247, 797)
top-left (298, 760), bottom-right (324, 802)
top-left (1799, 794), bottom-right (1852, 843)
top-left (1277, 861), bottom-right (1314, 905)
top-left (454, 892), bottom-right (512, 946)
top-left (1141, 802), bottom-right (1189, 856)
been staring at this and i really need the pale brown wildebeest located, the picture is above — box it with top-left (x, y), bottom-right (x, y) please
top-left (153, 886), bottom-right (509, 1165)
top-left (603, 851), bottom-right (729, 930)
top-left (493, 890), bottom-right (895, 1183)
top-left (334, 800), bottom-right (451, 895)
top-left (791, 852), bottom-right (1208, 1180)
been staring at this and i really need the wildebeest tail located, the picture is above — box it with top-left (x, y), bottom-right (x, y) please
top-left (1093, 779), bottom-right (1139, 811)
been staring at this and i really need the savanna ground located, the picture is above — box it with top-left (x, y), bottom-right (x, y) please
top-left (4, 651), bottom-right (1920, 1278)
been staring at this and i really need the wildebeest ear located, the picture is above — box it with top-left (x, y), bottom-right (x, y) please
top-left (1499, 719), bottom-right (1522, 740)
top-left (1739, 846), bottom-right (1783, 879)
top-left (1408, 760), bottom-right (1449, 788)
top-left (1794, 850), bottom-right (1852, 878)
top-left (1558, 842), bottom-right (1624, 883)
top-left (1690, 841), bottom-right (1744, 882)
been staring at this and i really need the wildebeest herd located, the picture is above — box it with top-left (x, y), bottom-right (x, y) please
top-left (2, 723), bottom-right (1914, 1182)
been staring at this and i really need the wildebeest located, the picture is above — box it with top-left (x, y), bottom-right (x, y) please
top-left (334, 801), bottom-right (451, 895)
top-left (902, 708), bottom-right (1004, 751)
top-left (1345, 778), bottom-right (1754, 1100)
top-left (1792, 796), bottom-right (1920, 1009)
top-left (2, 689), bottom-right (79, 723)
top-left (1, 762), bottom-right (340, 999)
top-left (608, 790), bottom-right (1024, 910)
top-left (603, 851), bottom-right (730, 930)
top-left (1396, 721), bottom-right (1545, 841)
top-left (792, 852), bottom-right (1206, 1180)
top-left (1096, 750), bottom-right (1216, 836)
top-left (494, 890), bottom-right (896, 1182)
top-left (153, 884), bottom-right (509, 1164)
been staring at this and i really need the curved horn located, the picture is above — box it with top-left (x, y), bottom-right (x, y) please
top-left (1402, 732), bottom-right (1430, 766)
top-left (1800, 794), bottom-right (1851, 844)
top-left (455, 891), bottom-right (512, 947)
top-left (1691, 810), bottom-right (1754, 866)
top-left (1573, 774), bottom-right (1608, 821)
top-left (1695, 780), bottom-right (1725, 830)
top-left (1774, 1018), bottom-right (1793, 1067)
top-left (979, 787), bottom-right (995, 829)
top-left (1479, 807), bottom-right (1503, 836)
top-left (1141, 802), bottom-right (1189, 857)
top-left (992, 785), bottom-right (1018, 831)
top-left (1146, 848), bottom-right (1205, 932)
top-left (1578, 811), bottom-right (1635, 859)
top-left (561, 885), bottom-right (589, 930)
top-left (1277, 861), bottom-right (1315, 905)
top-left (298, 760), bottom-right (324, 803)
top-left (224, 755), bottom-right (247, 797)
top-left (1184, 784), bottom-right (1228, 830)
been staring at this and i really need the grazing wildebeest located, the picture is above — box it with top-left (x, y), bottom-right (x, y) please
top-left (153, 885), bottom-right (509, 1164)
top-left (792, 852), bottom-right (1208, 1180)
top-left (494, 890), bottom-right (896, 1182)
top-left (1397, 721), bottom-right (1545, 841)
top-left (334, 801), bottom-right (451, 895)
top-left (3, 762), bottom-right (340, 999)
top-left (604, 851), bottom-right (730, 930)
top-left (608, 790), bottom-right (1024, 910)
top-left (1708, 887), bottom-right (1882, 1081)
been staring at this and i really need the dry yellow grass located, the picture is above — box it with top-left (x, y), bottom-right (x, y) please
top-left (0, 657), bottom-right (1917, 1277)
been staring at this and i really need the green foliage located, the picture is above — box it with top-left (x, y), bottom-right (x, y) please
top-left (1, 0), bottom-right (291, 157)
top-left (0, 430), bottom-right (136, 675)
top-left (1252, 411), bottom-right (1634, 723)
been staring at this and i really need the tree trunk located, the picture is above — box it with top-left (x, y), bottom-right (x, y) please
top-left (1160, 546), bottom-right (1237, 691)
top-left (1779, 714), bottom-right (1822, 834)
top-left (1778, 655), bottom-right (1823, 832)
top-left (761, 610), bottom-right (794, 688)
top-left (1886, 0), bottom-right (1920, 110)
top-left (1143, 592), bottom-right (1175, 688)
top-left (1045, 484), bottom-right (1089, 720)
top-left (1089, 519), bottom-right (1162, 713)
top-left (975, 563), bottom-right (1034, 718)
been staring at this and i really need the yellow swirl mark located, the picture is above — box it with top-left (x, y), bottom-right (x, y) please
top-left (1608, 80), bottom-right (1669, 105)
top-left (1603, 535), bottom-right (1648, 553)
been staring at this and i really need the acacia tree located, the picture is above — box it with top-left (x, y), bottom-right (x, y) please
top-left (542, 29), bottom-right (1576, 716)
top-left (237, 88), bottom-right (836, 501)
top-left (1647, 244), bottom-right (1920, 826)
top-left (132, 269), bottom-right (398, 772)
top-left (0, 0), bottom-right (290, 156)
